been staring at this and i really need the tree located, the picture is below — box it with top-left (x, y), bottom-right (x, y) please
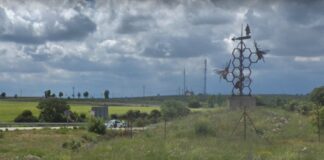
top-left (0, 92), bottom-right (6, 98)
top-left (14, 94), bottom-right (18, 99)
top-left (104, 90), bottom-right (110, 99)
top-left (77, 92), bottom-right (81, 99)
top-left (148, 109), bottom-right (161, 123)
top-left (44, 90), bottom-right (51, 98)
top-left (83, 91), bottom-right (89, 98)
top-left (14, 110), bottom-right (38, 122)
top-left (188, 101), bottom-right (202, 108)
top-left (310, 86), bottom-right (324, 142)
top-left (59, 92), bottom-right (64, 98)
top-left (160, 101), bottom-right (190, 138)
top-left (124, 110), bottom-right (139, 138)
top-left (37, 99), bottom-right (70, 122)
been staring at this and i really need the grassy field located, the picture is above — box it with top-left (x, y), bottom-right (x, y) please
top-left (0, 100), bottom-right (158, 122)
top-left (1, 107), bottom-right (324, 159)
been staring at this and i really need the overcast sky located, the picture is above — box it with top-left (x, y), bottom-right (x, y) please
top-left (0, 0), bottom-right (323, 97)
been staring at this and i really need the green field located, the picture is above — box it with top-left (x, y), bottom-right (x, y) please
top-left (0, 100), bottom-right (158, 122)
top-left (1, 107), bottom-right (324, 159)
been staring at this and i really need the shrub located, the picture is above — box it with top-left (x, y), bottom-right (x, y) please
top-left (14, 110), bottom-right (38, 122)
top-left (311, 108), bottom-right (324, 128)
top-left (194, 119), bottom-right (214, 136)
top-left (256, 96), bottom-right (266, 106)
top-left (88, 118), bottom-right (106, 135)
top-left (134, 118), bottom-right (147, 127)
top-left (79, 113), bottom-right (87, 122)
top-left (0, 130), bottom-right (4, 139)
top-left (188, 101), bottom-right (202, 108)
top-left (62, 139), bottom-right (81, 151)
top-left (283, 100), bottom-right (299, 112)
top-left (81, 134), bottom-right (97, 143)
top-left (110, 114), bottom-right (118, 119)
top-left (161, 101), bottom-right (190, 120)
top-left (207, 96), bottom-right (215, 108)
top-left (298, 102), bottom-right (313, 115)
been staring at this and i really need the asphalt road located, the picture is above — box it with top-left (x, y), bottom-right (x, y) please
top-left (0, 126), bottom-right (147, 131)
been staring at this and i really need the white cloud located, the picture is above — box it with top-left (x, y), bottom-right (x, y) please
top-left (294, 56), bottom-right (321, 62)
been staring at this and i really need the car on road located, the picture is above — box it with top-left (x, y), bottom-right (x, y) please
top-left (105, 119), bottom-right (127, 128)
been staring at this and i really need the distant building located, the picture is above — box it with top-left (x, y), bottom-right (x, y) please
top-left (185, 90), bottom-right (194, 96)
top-left (91, 105), bottom-right (109, 119)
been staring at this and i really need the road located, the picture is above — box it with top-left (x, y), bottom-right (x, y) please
top-left (0, 126), bottom-right (147, 131)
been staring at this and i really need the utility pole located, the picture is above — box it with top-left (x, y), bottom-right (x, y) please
top-left (204, 59), bottom-right (207, 95)
top-left (72, 86), bottom-right (75, 99)
top-left (183, 68), bottom-right (186, 96)
top-left (142, 85), bottom-right (145, 97)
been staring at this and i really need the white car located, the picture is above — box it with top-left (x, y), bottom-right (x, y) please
top-left (105, 119), bottom-right (127, 128)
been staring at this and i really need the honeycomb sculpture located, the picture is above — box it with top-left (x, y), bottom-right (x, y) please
top-left (217, 24), bottom-right (267, 96)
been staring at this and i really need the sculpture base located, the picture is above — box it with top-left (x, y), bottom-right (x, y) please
top-left (229, 96), bottom-right (256, 110)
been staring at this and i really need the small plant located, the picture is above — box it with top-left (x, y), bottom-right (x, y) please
top-left (81, 134), bottom-right (97, 143)
top-left (62, 139), bottom-right (81, 151)
top-left (207, 96), bottom-right (215, 108)
top-left (56, 127), bottom-right (69, 134)
top-left (194, 119), bottom-right (215, 136)
top-left (0, 130), bottom-right (4, 139)
top-left (87, 118), bottom-right (106, 135)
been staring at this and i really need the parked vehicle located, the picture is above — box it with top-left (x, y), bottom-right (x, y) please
top-left (105, 119), bottom-right (127, 128)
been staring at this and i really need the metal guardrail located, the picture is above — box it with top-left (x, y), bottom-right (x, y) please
top-left (0, 122), bottom-right (86, 127)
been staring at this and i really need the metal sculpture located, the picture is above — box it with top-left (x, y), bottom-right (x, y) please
top-left (216, 24), bottom-right (269, 141)
top-left (216, 24), bottom-right (268, 96)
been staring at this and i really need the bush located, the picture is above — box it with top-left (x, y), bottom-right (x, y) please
top-left (81, 134), bottom-right (97, 143)
top-left (298, 102), bottom-right (313, 115)
top-left (283, 100), bottom-right (299, 112)
top-left (256, 96), bottom-right (266, 106)
top-left (88, 118), bottom-right (106, 135)
top-left (207, 96), bottom-right (215, 108)
top-left (79, 113), bottom-right (87, 122)
top-left (188, 101), bottom-right (202, 108)
top-left (311, 107), bottom-right (324, 128)
top-left (0, 130), bottom-right (4, 139)
top-left (283, 100), bottom-right (313, 115)
top-left (161, 101), bottom-right (190, 120)
top-left (14, 110), bottom-right (38, 122)
top-left (110, 114), bottom-right (118, 119)
top-left (62, 139), bottom-right (81, 151)
top-left (134, 118), bottom-right (147, 127)
top-left (194, 119), bottom-right (215, 136)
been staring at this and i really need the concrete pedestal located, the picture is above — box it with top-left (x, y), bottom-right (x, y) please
top-left (229, 96), bottom-right (256, 110)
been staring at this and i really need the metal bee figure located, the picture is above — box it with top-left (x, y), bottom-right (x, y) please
top-left (215, 60), bottom-right (231, 81)
top-left (254, 41), bottom-right (269, 62)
